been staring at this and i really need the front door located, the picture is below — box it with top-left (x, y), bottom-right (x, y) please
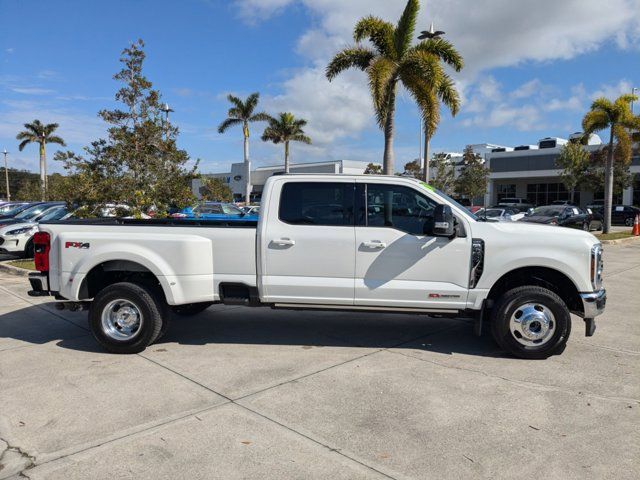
top-left (261, 180), bottom-right (356, 305)
top-left (354, 180), bottom-right (471, 310)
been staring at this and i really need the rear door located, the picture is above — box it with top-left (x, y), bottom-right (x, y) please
top-left (261, 179), bottom-right (356, 305)
top-left (354, 180), bottom-right (471, 310)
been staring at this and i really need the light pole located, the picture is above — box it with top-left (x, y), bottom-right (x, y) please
top-left (160, 103), bottom-right (174, 139)
top-left (417, 22), bottom-right (446, 183)
top-left (2, 149), bottom-right (10, 201)
top-left (632, 87), bottom-right (638, 115)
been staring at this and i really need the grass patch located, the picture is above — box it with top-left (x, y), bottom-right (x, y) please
top-left (594, 231), bottom-right (634, 241)
top-left (7, 259), bottom-right (36, 270)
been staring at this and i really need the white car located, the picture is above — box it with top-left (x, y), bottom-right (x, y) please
top-left (29, 174), bottom-right (605, 359)
top-left (475, 207), bottom-right (524, 222)
top-left (0, 206), bottom-right (69, 257)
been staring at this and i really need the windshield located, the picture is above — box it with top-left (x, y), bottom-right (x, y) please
top-left (531, 206), bottom-right (563, 216)
top-left (221, 204), bottom-right (244, 215)
top-left (14, 204), bottom-right (49, 220)
top-left (418, 183), bottom-right (478, 221)
top-left (0, 203), bottom-right (28, 215)
top-left (39, 207), bottom-right (68, 221)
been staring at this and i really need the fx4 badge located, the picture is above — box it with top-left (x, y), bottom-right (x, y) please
top-left (65, 241), bottom-right (90, 249)
top-left (428, 293), bottom-right (461, 299)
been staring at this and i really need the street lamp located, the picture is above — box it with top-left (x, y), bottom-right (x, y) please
top-left (417, 21), bottom-right (445, 183)
top-left (632, 87), bottom-right (638, 115)
top-left (2, 149), bottom-right (10, 201)
top-left (160, 103), bottom-right (174, 138)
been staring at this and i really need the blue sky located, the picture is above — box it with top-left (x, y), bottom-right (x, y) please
top-left (1, 0), bottom-right (639, 175)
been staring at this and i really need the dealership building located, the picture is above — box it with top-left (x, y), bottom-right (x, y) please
top-left (195, 135), bottom-right (640, 207)
top-left (483, 135), bottom-right (640, 207)
top-left (194, 159), bottom-right (376, 202)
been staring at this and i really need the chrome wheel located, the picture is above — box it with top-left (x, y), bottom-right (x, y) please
top-left (101, 299), bottom-right (143, 341)
top-left (509, 302), bottom-right (555, 347)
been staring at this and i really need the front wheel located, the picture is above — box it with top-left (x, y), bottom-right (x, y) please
top-left (582, 222), bottom-right (589, 231)
top-left (89, 282), bottom-right (165, 354)
top-left (490, 286), bottom-right (571, 359)
top-left (625, 217), bottom-right (634, 227)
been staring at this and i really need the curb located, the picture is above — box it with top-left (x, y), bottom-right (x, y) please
top-left (0, 260), bottom-right (31, 277)
top-left (600, 235), bottom-right (640, 246)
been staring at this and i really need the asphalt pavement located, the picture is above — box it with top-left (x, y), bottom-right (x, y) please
top-left (0, 242), bottom-right (638, 479)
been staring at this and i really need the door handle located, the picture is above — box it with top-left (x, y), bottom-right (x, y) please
top-left (362, 240), bottom-right (386, 249)
top-left (273, 238), bottom-right (295, 246)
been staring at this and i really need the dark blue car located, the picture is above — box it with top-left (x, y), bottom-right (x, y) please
top-left (172, 202), bottom-right (259, 221)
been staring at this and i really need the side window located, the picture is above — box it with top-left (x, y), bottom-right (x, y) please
top-left (366, 184), bottom-right (437, 235)
top-left (279, 182), bottom-right (354, 226)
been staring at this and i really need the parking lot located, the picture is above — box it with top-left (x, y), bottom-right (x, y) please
top-left (0, 241), bottom-right (638, 479)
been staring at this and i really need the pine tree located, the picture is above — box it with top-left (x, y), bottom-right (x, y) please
top-left (57, 40), bottom-right (197, 215)
top-left (455, 146), bottom-right (489, 205)
top-left (430, 152), bottom-right (456, 195)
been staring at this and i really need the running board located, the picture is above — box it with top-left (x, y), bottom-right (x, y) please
top-left (273, 303), bottom-right (460, 315)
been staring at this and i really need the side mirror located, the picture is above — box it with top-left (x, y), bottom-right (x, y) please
top-left (526, 208), bottom-right (534, 216)
top-left (426, 204), bottom-right (455, 237)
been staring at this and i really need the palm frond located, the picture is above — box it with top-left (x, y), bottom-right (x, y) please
top-left (46, 135), bottom-right (66, 146)
top-left (326, 47), bottom-right (375, 81)
top-left (353, 16), bottom-right (395, 56)
top-left (394, 0), bottom-right (419, 58)
top-left (436, 73), bottom-right (460, 116)
top-left (17, 139), bottom-right (31, 151)
top-left (217, 117), bottom-right (243, 134)
top-left (249, 112), bottom-right (272, 123)
top-left (590, 97), bottom-right (615, 115)
top-left (367, 57), bottom-right (397, 127)
top-left (245, 92), bottom-right (260, 113)
top-left (291, 134), bottom-right (311, 144)
top-left (400, 50), bottom-right (443, 86)
top-left (16, 131), bottom-right (35, 141)
top-left (226, 94), bottom-right (247, 115)
top-left (43, 123), bottom-right (60, 136)
top-left (401, 70), bottom-right (440, 136)
top-left (413, 38), bottom-right (464, 72)
top-left (582, 110), bottom-right (610, 133)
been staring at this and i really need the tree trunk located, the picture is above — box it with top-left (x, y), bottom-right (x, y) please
top-left (39, 142), bottom-right (46, 201)
top-left (382, 88), bottom-right (396, 175)
top-left (603, 128), bottom-right (615, 234)
top-left (422, 131), bottom-right (430, 183)
top-left (284, 141), bottom-right (290, 173)
top-left (570, 188), bottom-right (574, 204)
top-left (243, 123), bottom-right (251, 204)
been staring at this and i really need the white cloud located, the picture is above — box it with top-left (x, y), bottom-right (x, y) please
top-left (262, 66), bottom-right (373, 145)
top-left (11, 87), bottom-right (55, 95)
top-left (231, 0), bottom-right (640, 148)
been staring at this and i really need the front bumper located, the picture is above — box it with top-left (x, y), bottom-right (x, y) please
top-left (579, 289), bottom-right (606, 318)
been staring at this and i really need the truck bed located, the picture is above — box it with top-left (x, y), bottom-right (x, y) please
top-left (39, 218), bottom-right (258, 305)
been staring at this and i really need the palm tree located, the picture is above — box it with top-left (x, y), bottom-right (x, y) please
top-left (582, 94), bottom-right (640, 233)
top-left (261, 112), bottom-right (311, 173)
top-left (326, 0), bottom-right (463, 175)
top-left (16, 120), bottom-right (65, 200)
top-left (218, 93), bottom-right (271, 203)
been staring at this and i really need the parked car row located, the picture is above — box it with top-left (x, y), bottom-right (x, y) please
top-left (0, 202), bottom-right (71, 257)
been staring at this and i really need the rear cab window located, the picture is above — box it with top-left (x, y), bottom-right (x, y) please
top-left (279, 182), bottom-right (355, 226)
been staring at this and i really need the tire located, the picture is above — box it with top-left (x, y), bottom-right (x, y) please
top-left (490, 286), bottom-right (571, 359)
top-left (171, 302), bottom-right (213, 317)
top-left (89, 282), bottom-right (166, 354)
top-left (582, 222), bottom-right (589, 231)
top-left (23, 239), bottom-right (34, 259)
top-left (625, 217), bottom-right (633, 227)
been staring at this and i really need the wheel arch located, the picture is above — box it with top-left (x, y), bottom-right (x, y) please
top-left (487, 266), bottom-right (583, 315)
top-left (78, 260), bottom-right (170, 303)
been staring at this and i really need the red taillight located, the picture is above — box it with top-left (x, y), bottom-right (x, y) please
top-left (33, 231), bottom-right (50, 272)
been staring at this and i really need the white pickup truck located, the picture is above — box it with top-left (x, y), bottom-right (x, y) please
top-left (28, 174), bottom-right (606, 359)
